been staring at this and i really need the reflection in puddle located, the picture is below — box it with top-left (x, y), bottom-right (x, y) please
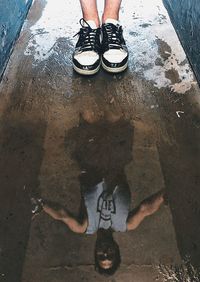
top-left (37, 117), bottom-right (165, 275)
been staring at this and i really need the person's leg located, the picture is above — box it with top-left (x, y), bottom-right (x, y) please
top-left (101, 0), bottom-right (128, 73)
top-left (72, 0), bottom-right (101, 75)
top-left (79, 0), bottom-right (100, 27)
top-left (102, 0), bottom-right (122, 23)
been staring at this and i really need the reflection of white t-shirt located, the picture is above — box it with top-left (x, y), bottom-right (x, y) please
top-left (83, 180), bottom-right (131, 234)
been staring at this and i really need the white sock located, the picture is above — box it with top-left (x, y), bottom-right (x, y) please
top-left (104, 18), bottom-right (120, 26)
top-left (83, 20), bottom-right (97, 29)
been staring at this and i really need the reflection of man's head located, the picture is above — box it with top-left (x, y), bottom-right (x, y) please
top-left (95, 229), bottom-right (121, 276)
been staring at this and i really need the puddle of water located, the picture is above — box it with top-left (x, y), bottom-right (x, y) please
top-left (65, 118), bottom-right (134, 186)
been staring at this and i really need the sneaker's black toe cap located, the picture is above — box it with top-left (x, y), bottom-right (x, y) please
top-left (73, 57), bottom-right (101, 72)
top-left (102, 55), bottom-right (128, 73)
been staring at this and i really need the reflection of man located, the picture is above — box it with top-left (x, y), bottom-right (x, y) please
top-left (35, 180), bottom-right (164, 276)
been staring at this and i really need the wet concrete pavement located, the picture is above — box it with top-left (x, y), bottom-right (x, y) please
top-left (0, 0), bottom-right (200, 281)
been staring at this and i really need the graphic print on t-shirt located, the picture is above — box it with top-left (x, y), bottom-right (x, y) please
top-left (97, 191), bottom-right (116, 221)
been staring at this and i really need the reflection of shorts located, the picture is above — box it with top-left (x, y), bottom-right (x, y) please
top-left (110, 184), bottom-right (131, 232)
top-left (83, 180), bottom-right (131, 234)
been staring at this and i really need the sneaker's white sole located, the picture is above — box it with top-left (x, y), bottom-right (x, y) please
top-left (102, 61), bottom-right (128, 73)
top-left (73, 63), bottom-right (101, 75)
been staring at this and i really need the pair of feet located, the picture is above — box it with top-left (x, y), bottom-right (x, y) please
top-left (73, 18), bottom-right (128, 75)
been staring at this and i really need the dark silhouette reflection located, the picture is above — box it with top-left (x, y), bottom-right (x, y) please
top-left (39, 117), bottom-right (164, 275)
top-left (67, 117), bottom-right (133, 186)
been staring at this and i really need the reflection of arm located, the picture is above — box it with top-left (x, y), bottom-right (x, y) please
top-left (43, 204), bottom-right (88, 234)
top-left (127, 190), bottom-right (164, 231)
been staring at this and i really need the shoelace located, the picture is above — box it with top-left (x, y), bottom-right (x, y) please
top-left (74, 18), bottom-right (99, 52)
top-left (103, 23), bottom-right (123, 50)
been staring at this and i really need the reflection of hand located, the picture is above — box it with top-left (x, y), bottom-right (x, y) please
top-left (127, 190), bottom-right (165, 231)
top-left (42, 205), bottom-right (67, 221)
top-left (43, 204), bottom-right (59, 220)
top-left (140, 191), bottom-right (164, 217)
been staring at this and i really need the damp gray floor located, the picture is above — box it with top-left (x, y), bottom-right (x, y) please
top-left (0, 0), bottom-right (200, 281)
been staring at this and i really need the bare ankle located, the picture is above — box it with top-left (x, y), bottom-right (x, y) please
top-left (102, 14), bottom-right (119, 24)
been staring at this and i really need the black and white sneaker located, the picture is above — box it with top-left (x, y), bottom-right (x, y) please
top-left (101, 19), bottom-right (128, 73)
top-left (73, 19), bottom-right (101, 75)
